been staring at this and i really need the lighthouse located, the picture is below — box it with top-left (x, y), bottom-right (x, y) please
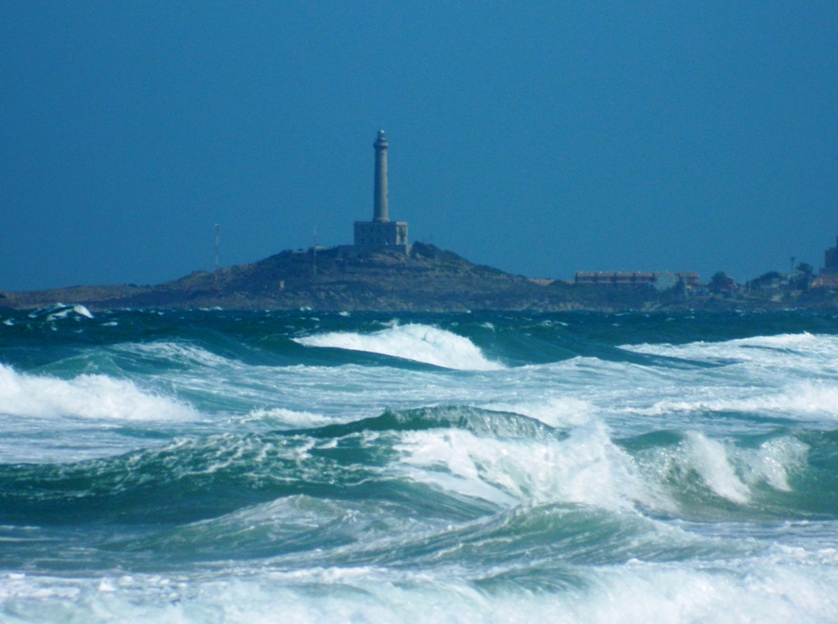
top-left (373, 129), bottom-right (389, 222)
top-left (354, 130), bottom-right (409, 251)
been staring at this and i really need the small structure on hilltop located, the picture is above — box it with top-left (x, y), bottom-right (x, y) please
top-left (353, 130), bottom-right (410, 253)
top-left (813, 236), bottom-right (838, 289)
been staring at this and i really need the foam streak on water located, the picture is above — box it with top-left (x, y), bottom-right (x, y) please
top-left (0, 310), bottom-right (837, 622)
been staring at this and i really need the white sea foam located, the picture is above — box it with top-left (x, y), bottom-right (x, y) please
top-left (623, 332), bottom-right (838, 369)
top-left (484, 397), bottom-right (597, 428)
top-left (242, 407), bottom-right (332, 428)
top-left (395, 419), bottom-right (659, 511)
top-left (642, 430), bottom-right (808, 506)
top-left (0, 364), bottom-right (196, 422)
top-left (738, 436), bottom-right (809, 492)
top-left (73, 305), bottom-right (94, 319)
top-left (3, 313), bottom-right (838, 624)
top-left (684, 432), bottom-right (751, 504)
top-left (6, 553), bottom-right (838, 624)
top-left (294, 324), bottom-right (504, 371)
top-left (37, 304), bottom-right (95, 322)
top-left (114, 341), bottom-right (234, 368)
top-left (640, 380), bottom-right (838, 421)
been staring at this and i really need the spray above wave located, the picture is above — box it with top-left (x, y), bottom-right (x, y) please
top-left (27, 303), bottom-right (94, 321)
top-left (294, 323), bottom-right (504, 370)
top-left (396, 418), bottom-right (651, 510)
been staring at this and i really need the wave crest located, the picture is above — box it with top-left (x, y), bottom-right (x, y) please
top-left (0, 364), bottom-right (195, 422)
top-left (294, 324), bottom-right (503, 370)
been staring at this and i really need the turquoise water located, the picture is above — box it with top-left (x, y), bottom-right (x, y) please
top-left (1, 307), bottom-right (837, 622)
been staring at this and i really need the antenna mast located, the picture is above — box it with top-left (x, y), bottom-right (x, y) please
top-left (312, 226), bottom-right (318, 279)
top-left (214, 224), bottom-right (220, 288)
top-left (215, 224), bottom-right (220, 271)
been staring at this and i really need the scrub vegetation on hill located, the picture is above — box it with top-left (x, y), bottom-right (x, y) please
top-left (2, 243), bottom-right (837, 312)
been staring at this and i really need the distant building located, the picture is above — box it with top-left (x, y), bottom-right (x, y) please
top-left (574, 271), bottom-right (698, 288)
top-left (574, 271), bottom-right (698, 287)
top-left (676, 272), bottom-right (700, 287)
top-left (812, 236), bottom-right (838, 289)
top-left (575, 271), bottom-right (658, 286)
top-left (354, 130), bottom-right (410, 252)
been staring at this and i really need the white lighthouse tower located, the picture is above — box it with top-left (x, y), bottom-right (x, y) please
top-left (354, 130), bottom-right (409, 251)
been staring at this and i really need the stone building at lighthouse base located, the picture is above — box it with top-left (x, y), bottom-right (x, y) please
top-left (353, 221), bottom-right (409, 251)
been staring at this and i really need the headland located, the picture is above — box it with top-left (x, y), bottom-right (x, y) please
top-left (2, 242), bottom-right (838, 313)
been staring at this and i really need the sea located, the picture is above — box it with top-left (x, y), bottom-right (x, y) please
top-left (0, 305), bottom-right (837, 623)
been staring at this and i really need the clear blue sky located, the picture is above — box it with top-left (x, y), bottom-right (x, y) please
top-left (2, 1), bottom-right (836, 290)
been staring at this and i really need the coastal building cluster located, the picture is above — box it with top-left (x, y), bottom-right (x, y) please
top-left (813, 236), bottom-right (838, 289)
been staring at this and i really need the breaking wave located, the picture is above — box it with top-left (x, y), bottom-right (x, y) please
top-left (294, 323), bottom-right (504, 370)
top-left (0, 364), bottom-right (196, 422)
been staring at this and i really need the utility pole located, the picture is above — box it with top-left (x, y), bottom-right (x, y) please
top-left (312, 226), bottom-right (317, 280)
top-left (214, 224), bottom-right (220, 289)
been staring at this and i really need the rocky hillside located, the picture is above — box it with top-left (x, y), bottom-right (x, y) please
top-left (4, 242), bottom-right (837, 312)
top-left (0, 244), bottom-right (577, 311)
